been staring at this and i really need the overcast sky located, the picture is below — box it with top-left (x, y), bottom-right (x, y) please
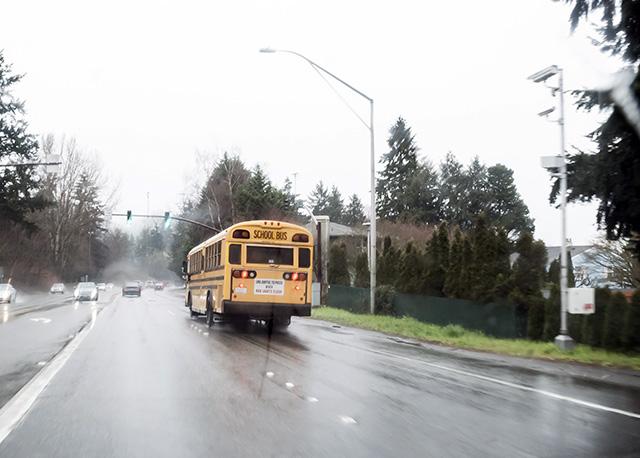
top-left (2, 0), bottom-right (622, 245)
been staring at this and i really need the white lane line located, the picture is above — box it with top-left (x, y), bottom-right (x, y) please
top-left (167, 310), bottom-right (175, 316)
top-left (306, 396), bottom-right (319, 403)
top-left (29, 317), bottom-right (51, 324)
top-left (285, 382), bottom-right (295, 389)
top-left (363, 346), bottom-right (640, 420)
top-left (265, 371), bottom-right (274, 378)
top-left (339, 415), bottom-right (357, 424)
top-left (0, 320), bottom-right (93, 445)
top-left (36, 361), bottom-right (46, 366)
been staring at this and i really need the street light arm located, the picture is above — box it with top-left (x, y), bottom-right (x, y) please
top-left (269, 49), bottom-right (373, 102)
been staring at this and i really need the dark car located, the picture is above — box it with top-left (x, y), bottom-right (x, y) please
top-left (154, 281), bottom-right (164, 291)
top-left (122, 282), bottom-right (142, 297)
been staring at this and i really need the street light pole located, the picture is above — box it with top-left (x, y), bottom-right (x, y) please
top-left (529, 65), bottom-right (574, 350)
top-left (556, 68), bottom-right (573, 349)
top-left (260, 48), bottom-right (377, 314)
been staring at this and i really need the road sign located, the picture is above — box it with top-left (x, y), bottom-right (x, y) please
top-left (568, 287), bottom-right (595, 314)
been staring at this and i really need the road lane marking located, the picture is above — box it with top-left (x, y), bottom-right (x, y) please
top-left (0, 319), bottom-right (94, 445)
top-left (339, 415), bottom-right (357, 424)
top-left (285, 382), bottom-right (295, 389)
top-left (29, 317), bottom-right (51, 324)
top-left (167, 310), bottom-right (175, 316)
top-left (306, 396), bottom-right (319, 403)
top-left (36, 362), bottom-right (46, 366)
top-left (362, 346), bottom-right (640, 420)
top-left (265, 371), bottom-right (274, 378)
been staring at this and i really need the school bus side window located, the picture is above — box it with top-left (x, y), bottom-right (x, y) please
top-left (229, 244), bottom-right (241, 264)
top-left (299, 248), bottom-right (311, 268)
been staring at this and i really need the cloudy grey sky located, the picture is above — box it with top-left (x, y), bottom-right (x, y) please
top-left (2, 0), bottom-right (621, 244)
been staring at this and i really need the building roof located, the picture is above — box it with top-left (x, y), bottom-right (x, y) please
top-left (510, 245), bottom-right (594, 267)
top-left (545, 245), bottom-right (593, 266)
top-left (304, 221), bottom-right (365, 238)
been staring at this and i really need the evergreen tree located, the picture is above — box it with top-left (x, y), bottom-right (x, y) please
top-left (602, 292), bottom-right (627, 349)
top-left (396, 242), bottom-right (423, 294)
top-left (274, 178), bottom-right (298, 216)
top-left (439, 153), bottom-right (467, 226)
top-left (468, 216), bottom-right (497, 302)
top-left (543, 284), bottom-right (561, 341)
top-left (328, 243), bottom-right (350, 286)
top-left (308, 181), bottom-right (330, 216)
top-left (510, 233), bottom-right (547, 297)
top-left (343, 194), bottom-right (366, 226)
top-left (423, 224), bottom-right (449, 295)
top-left (622, 290), bottom-right (640, 350)
top-left (567, 252), bottom-right (576, 287)
top-left (326, 186), bottom-right (345, 223)
top-left (377, 236), bottom-right (400, 286)
top-left (444, 229), bottom-right (464, 298)
top-left (236, 165), bottom-right (275, 220)
top-left (526, 296), bottom-right (546, 340)
top-left (581, 288), bottom-right (611, 347)
top-left (485, 164), bottom-right (534, 236)
top-left (404, 162), bottom-right (441, 224)
top-left (458, 236), bottom-right (473, 299)
top-left (0, 51), bottom-right (46, 228)
top-left (376, 117), bottom-right (420, 221)
top-left (492, 227), bottom-right (512, 298)
top-left (555, 0), bottom-right (640, 258)
top-left (353, 252), bottom-right (370, 288)
top-left (547, 257), bottom-right (560, 284)
top-left (464, 157), bottom-right (488, 227)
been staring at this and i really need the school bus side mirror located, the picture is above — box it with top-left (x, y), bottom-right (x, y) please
top-left (182, 261), bottom-right (188, 274)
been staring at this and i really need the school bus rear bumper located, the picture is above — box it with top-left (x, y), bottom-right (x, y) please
top-left (222, 301), bottom-right (311, 318)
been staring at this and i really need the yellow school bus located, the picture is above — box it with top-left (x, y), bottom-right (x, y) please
top-left (184, 220), bottom-right (313, 327)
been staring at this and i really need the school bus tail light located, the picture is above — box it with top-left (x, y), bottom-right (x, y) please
top-left (233, 269), bottom-right (256, 279)
top-left (283, 272), bottom-right (306, 281)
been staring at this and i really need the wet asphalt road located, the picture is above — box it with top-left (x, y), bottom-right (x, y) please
top-left (0, 290), bottom-right (639, 457)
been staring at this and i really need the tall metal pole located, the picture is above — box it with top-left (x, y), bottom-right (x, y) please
top-left (260, 47), bottom-right (377, 313)
top-left (369, 100), bottom-right (376, 314)
top-left (558, 69), bottom-right (568, 335)
top-left (555, 68), bottom-right (574, 350)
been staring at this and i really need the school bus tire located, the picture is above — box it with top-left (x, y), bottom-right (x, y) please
top-left (206, 294), bottom-right (214, 328)
top-left (188, 294), bottom-right (197, 318)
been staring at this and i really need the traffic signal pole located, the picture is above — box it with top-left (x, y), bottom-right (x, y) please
top-left (111, 212), bottom-right (218, 232)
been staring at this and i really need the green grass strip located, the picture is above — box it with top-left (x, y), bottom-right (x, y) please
top-left (312, 307), bottom-right (640, 371)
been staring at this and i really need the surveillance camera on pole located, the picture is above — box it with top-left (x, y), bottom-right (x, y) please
top-left (528, 65), bottom-right (559, 83)
top-left (537, 107), bottom-right (555, 118)
top-left (531, 64), bottom-right (575, 351)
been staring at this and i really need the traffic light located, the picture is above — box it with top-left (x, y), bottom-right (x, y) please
top-left (164, 211), bottom-right (171, 229)
top-left (126, 210), bottom-right (132, 222)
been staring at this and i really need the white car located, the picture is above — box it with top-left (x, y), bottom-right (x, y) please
top-left (73, 282), bottom-right (98, 301)
top-left (96, 283), bottom-right (106, 291)
top-left (0, 284), bottom-right (17, 304)
top-left (50, 283), bottom-right (65, 294)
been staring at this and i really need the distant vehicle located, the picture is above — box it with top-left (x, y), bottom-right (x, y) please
top-left (184, 220), bottom-right (313, 329)
top-left (106, 283), bottom-right (114, 289)
top-left (154, 282), bottom-right (164, 291)
top-left (0, 284), bottom-right (17, 304)
top-left (50, 283), bottom-right (65, 294)
top-left (145, 280), bottom-right (155, 289)
top-left (122, 282), bottom-right (142, 297)
top-left (96, 283), bottom-right (106, 291)
top-left (74, 282), bottom-right (98, 302)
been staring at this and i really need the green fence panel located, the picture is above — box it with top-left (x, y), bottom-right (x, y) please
top-left (393, 293), bottom-right (518, 338)
top-left (326, 284), bottom-right (369, 313)
top-left (327, 284), bottom-right (519, 338)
